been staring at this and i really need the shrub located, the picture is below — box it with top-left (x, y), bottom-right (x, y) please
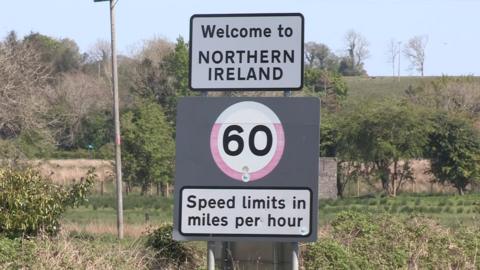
top-left (146, 223), bottom-right (199, 268)
top-left (0, 168), bottom-right (95, 237)
top-left (304, 211), bottom-right (480, 269)
top-left (303, 238), bottom-right (367, 269)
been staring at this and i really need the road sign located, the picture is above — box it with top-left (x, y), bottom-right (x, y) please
top-left (173, 97), bottom-right (319, 242)
top-left (210, 101), bottom-right (285, 182)
top-left (189, 13), bottom-right (304, 91)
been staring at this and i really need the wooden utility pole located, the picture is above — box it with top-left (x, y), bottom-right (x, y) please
top-left (94, 0), bottom-right (125, 239)
top-left (110, 0), bottom-right (124, 240)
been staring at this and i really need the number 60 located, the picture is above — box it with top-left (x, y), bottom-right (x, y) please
top-left (223, 125), bottom-right (273, 156)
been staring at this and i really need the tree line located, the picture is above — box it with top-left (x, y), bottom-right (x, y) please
top-left (0, 30), bottom-right (478, 196)
top-left (320, 76), bottom-right (480, 196)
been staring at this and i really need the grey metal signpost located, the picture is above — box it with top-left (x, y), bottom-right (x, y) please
top-left (175, 13), bottom-right (316, 270)
top-left (174, 97), bottom-right (319, 267)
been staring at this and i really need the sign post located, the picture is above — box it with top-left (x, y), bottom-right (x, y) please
top-left (175, 13), bottom-right (316, 269)
top-left (174, 98), bottom-right (319, 266)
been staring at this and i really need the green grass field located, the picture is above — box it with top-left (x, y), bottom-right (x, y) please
top-left (319, 193), bottom-right (480, 227)
top-left (62, 192), bottom-right (480, 232)
top-left (344, 76), bottom-right (480, 101)
top-left (344, 76), bottom-right (429, 101)
top-left (63, 195), bottom-right (173, 225)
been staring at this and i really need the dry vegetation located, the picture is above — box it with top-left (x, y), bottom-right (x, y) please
top-left (62, 222), bottom-right (150, 238)
top-left (5, 233), bottom-right (155, 270)
top-left (28, 158), bottom-right (464, 195)
top-left (32, 159), bottom-right (113, 184)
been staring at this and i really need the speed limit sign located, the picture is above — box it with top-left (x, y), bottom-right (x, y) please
top-left (210, 101), bottom-right (285, 182)
top-left (174, 97), bottom-right (319, 242)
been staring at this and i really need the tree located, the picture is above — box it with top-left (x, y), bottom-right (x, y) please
top-left (134, 36), bottom-right (173, 65)
top-left (24, 33), bottom-right (83, 73)
top-left (121, 102), bottom-right (174, 195)
top-left (305, 68), bottom-right (348, 112)
top-left (319, 111), bottom-right (355, 198)
top-left (130, 37), bottom-right (190, 123)
top-left (403, 35), bottom-right (427, 76)
top-left (320, 111), bottom-right (337, 158)
top-left (304, 42), bottom-right (338, 70)
top-left (48, 72), bottom-right (111, 148)
top-left (426, 112), bottom-right (480, 195)
top-left (0, 31), bottom-right (53, 140)
top-left (340, 30), bottom-right (369, 76)
top-left (386, 39), bottom-right (400, 76)
top-left (337, 101), bottom-right (429, 196)
top-left (84, 39), bottom-right (111, 79)
top-left (163, 36), bottom-right (189, 97)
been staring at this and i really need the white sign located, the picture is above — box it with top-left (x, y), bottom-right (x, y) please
top-left (189, 13), bottom-right (304, 91)
top-left (180, 188), bottom-right (311, 236)
top-left (210, 101), bottom-right (285, 182)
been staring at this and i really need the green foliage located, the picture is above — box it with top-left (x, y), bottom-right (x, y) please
top-left (122, 102), bottom-right (174, 195)
top-left (47, 143), bottom-right (114, 160)
top-left (0, 168), bottom-right (95, 237)
top-left (338, 56), bottom-right (367, 76)
top-left (320, 111), bottom-right (337, 157)
top-left (76, 111), bottom-right (113, 151)
top-left (163, 37), bottom-right (189, 97)
top-left (304, 238), bottom-right (366, 269)
top-left (337, 101), bottom-right (430, 195)
top-left (131, 36), bottom-right (190, 123)
top-left (146, 223), bottom-right (198, 268)
top-left (14, 131), bottom-right (55, 159)
top-left (405, 75), bottom-right (480, 118)
top-left (304, 68), bottom-right (348, 112)
top-left (0, 237), bottom-right (36, 268)
top-left (305, 211), bottom-right (480, 269)
top-left (0, 139), bottom-right (25, 165)
top-left (0, 237), bottom-right (20, 264)
top-left (304, 41), bottom-right (339, 71)
top-left (24, 33), bottom-right (82, 73)
top-left (82, 194), bottom-right (172, 211)
top-left (426, 112), bottom-right (480, 194)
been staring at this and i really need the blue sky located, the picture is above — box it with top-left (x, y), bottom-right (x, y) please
top-left (1, 0), bottom-right (478, 76)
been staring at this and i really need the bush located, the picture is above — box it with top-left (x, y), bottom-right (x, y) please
top-left (304, 211), bottom-right (479, 269)
top-left (146, 223), bottom-right (199, 268)
top-left (304, 238), bottom-right (367, 269)
top-left (0, 168), bottom-right (95, 237)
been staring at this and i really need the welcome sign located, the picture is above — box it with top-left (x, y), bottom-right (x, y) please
top-left (189, 13), bottom-right (304, 91)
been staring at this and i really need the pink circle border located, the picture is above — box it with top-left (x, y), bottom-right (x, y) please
top-left (210, 123), bottom-right (285, 182)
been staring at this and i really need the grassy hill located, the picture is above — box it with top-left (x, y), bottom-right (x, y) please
top-left (344, 76), bottom-right (432, 101)
top-left (344, 75), bottom-right (480, 102)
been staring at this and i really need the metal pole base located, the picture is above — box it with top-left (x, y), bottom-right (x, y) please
top-left (208, 241), bottom-right (299, 270)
